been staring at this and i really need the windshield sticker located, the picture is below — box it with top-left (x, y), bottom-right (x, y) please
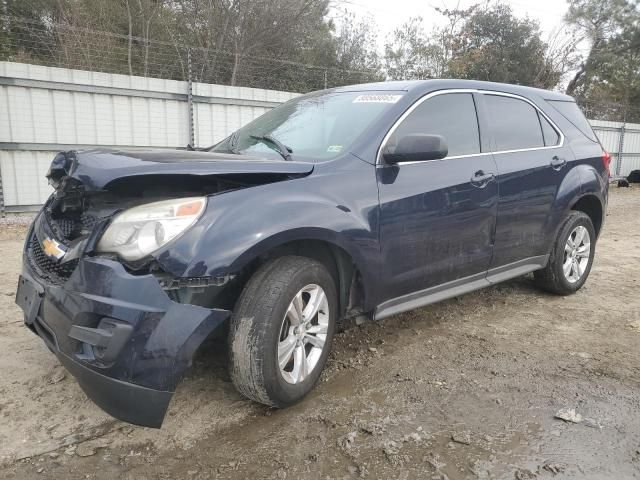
top-left (353, 94), bottom-right (402, 104)
top-left (327, 145), bottom-right (343, 153)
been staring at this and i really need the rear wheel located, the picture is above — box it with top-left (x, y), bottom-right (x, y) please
top-left (534, 211), bottom-right (596, 295)
top-left (228, 256), bottom-right (337, 407)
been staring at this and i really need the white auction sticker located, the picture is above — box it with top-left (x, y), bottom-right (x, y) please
top-left (353, 94), bottom-right (402, 104)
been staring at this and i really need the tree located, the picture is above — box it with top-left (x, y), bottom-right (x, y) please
top-left (565, 0), bottom-right (640, 120)
top-left (542, 27), bottom-right (581, 90)
top-left (150, 0), bottom-right (381, 90)
top-left (384, 17), bottom-right (445, 80)
top-left (447, 4), bottom-right (563, 88)
top-left (0, 0), bottom-right (59, 64)
top-left (330, 12), bottom-right (383, 85)
top-left (564, 0), bottom-right (630, 95)
top-left (0, 0), bottom-right (382, 92)
top-left (433, 4), bottom-right (478, 71)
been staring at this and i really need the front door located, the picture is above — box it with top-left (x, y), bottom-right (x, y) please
top-left (377, 92), bottom-right (499, 304)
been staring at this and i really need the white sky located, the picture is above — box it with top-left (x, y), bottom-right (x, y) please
top-left (329, 0), bottom-right (572, 49)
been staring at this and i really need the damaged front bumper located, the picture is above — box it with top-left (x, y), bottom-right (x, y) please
top-left (17, 252), bottom-right (231, 428)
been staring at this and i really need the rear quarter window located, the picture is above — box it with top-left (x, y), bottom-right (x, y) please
top-left (547, 100), bottom-right (598, 143)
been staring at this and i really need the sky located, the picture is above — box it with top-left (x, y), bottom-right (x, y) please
top-left (329, 0), bottom-right (572, 48)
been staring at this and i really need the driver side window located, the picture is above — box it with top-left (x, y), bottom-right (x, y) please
top-left (388, 93), bottom-right (481, 157)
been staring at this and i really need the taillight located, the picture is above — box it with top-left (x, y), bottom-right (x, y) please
top-left (602, 150), bottom-right (611, 175)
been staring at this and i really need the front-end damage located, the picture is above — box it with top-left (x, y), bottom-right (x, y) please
top-left (19, 256), bottom-right (231, 427)
top-left (17, 149), bottom-right (313, 427)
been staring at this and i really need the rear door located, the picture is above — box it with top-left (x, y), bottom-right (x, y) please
top-left (480, 93), bottom-right (572, 271)
top-left (377, 91), bottom-right (499, 303)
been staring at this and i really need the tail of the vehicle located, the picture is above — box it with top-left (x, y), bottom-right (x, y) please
top-left (547, 99), bottom-right (611, 177)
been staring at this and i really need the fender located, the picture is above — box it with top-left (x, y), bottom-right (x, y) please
top-left (225, 227), bottom-right (378, 310)
top-left (545, 161), bottom-right (606, 248)
top-left (153, 157), bottom-right (383, 309)
top-left (578, 161), bottom-right (608, 201)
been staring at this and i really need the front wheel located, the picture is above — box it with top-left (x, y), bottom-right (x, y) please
top-left (228, 256), bottom-right (337, 407)
top-left (534, 211), bottom-right (596, 295)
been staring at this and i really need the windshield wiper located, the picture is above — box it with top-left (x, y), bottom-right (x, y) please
top-left (249, 134), bottom-right (293, 161)
top-left (201, 130), bottom-right (240, 153)
top-left (228, 130), bottom-right (240, 154)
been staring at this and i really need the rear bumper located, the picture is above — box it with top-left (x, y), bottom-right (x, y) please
top-left (17, 253), bottom-right (231, 428)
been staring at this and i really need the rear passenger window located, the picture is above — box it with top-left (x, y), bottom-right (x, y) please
top-left (388, 93), bottom-right (480, 157)
top-left (539, 113), bottom-right (560, 146)
top-left (485, 95), bottom-right (544, 151)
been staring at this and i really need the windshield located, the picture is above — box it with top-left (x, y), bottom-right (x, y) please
top-left (211, 91), bottom-right (405, 161)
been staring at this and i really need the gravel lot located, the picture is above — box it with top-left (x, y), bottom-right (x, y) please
top-left (1, 187), bottom-right (639, 480)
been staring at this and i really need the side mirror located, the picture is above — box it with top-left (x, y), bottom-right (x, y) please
top-left (382, 134), bottom-right (448, 164)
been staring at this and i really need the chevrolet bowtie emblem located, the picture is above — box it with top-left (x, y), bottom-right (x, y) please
top-left (42, 237), bottom-right (66, 260)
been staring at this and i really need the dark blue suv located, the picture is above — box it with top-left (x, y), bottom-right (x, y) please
top-left (16, 79), bottom-right (609, 427)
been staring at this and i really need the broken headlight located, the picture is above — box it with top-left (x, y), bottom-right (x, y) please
top-left (96, 197), bottom-right (206, 261)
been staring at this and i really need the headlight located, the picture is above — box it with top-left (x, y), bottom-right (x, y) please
top-left (96, 197), bottom-right (206, 261)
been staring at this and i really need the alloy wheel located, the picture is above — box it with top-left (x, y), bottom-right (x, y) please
top-left (563, 225), bottom-right (591, 284)
top-left (277, 284), bottom-right (329, 384)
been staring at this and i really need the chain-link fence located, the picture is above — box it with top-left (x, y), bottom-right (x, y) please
top-left (3, 14), bottom-right (638, 119)
top-left (1, 15), bottom-right (381, 93)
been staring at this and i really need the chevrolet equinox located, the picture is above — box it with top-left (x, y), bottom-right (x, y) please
top-left (16, 80), bottom-right (609, 427)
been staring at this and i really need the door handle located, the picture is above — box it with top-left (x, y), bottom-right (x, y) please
top-left (550, 156), bottom-right (567, 170)
top-left (470, 170), bottom-right (495, 188)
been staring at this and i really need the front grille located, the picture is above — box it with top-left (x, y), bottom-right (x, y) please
top-left (27, 233), bottom-right (78, 284)
top-left (56, 218), bottom-right (75, 238)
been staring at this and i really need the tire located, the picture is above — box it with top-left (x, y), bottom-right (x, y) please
top-left (228, 256), bottom-right (337, 407)
top-left (534, 211), bottom-right (596, 295)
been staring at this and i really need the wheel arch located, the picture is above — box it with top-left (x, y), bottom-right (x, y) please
top-left (225, 230), bottom-right (372, 320)
top-left (547, 163), bottom-right (606, 250)
top-left (570, 194), bottom-right (604, 237)
top-left (252, 239), bottom-right (365, 319)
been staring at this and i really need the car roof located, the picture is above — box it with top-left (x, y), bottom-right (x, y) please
top-left (334, 79), bottom-right (573, 101)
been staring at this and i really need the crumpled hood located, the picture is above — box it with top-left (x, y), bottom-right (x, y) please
top-left (47, 149), bottom-right (314, 191)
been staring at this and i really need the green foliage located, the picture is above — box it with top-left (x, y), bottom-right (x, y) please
top-left (383, 4), bottom-right (569, 89)
top-left (0, 0), bottom-right (382, 92)
top-left (447, 4), bottom-right (561, 88)
top-left (384, 17), bottom-right (445, 80)
top-left (1, 0), bottom-right (637, 116)
top-left (565, 0), bottom-right (640, 120)
top-left (331, 12), bottom-right (383, 81)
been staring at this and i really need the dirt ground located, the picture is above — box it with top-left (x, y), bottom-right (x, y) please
top-left (0, 187), bottom-right (639, 480)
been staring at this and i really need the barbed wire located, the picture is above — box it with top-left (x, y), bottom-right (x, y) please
top-left (1, 14), bottom-right (637, 122)
top-left (3, 14), bottom-right (379, 75)
top-left (0, 15), bottom-right (381, 92)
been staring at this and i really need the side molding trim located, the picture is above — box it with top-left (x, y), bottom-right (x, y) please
top-left (374, 255), bottom-right (549, 321)
top-left (486, 255), bottom-right (549, 284)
